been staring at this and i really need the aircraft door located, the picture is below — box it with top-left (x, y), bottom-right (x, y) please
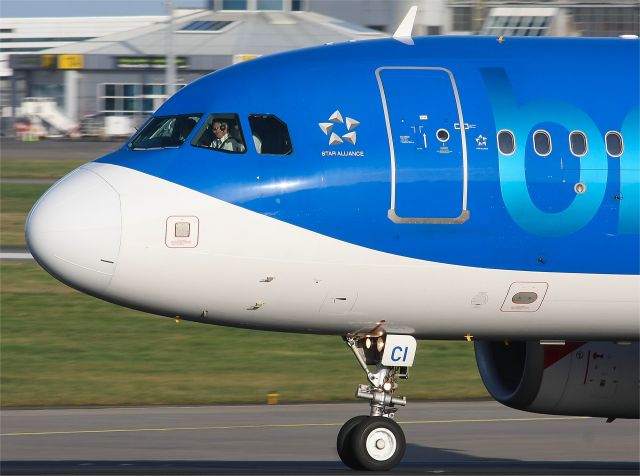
top-left (376, 67), bottom-right (469, 224)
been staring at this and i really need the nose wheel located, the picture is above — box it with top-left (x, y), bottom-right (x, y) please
top-left (338, 415), bottom-right (406, 471)
top-left (337, 334), bottom-right (416, 471)
top-left (336, 415), bottom-right (368, 470)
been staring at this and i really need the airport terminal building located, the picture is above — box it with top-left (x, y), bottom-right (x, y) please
top-left (5, 8), bottom-right (386, 135)
top-left (3, 0), bottom-right (638, 136)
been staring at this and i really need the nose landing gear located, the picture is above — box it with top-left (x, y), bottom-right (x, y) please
top-left (337, 334), bottom-right (417, 471)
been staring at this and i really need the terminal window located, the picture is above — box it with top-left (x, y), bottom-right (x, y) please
top-left (223, 0), bottom-right (247, 9)
top-left (257, 0), bottom-right (282, 10)
top-left (180, 21), bottom-right (232, 32)
top-left (99, 83), bottom-right (184, 116)
top-left (452, 7), bottom-right (473, 32)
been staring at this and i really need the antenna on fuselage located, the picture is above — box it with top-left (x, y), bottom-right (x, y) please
top-left (393, 5), bottom-right (417, 46)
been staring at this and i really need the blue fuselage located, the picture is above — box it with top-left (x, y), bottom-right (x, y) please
top-left (98, 36), bottom-right (640, 275)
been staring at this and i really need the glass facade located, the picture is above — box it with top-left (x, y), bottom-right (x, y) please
top-left (483, 14), bottom-right (551, 36)
top-left (570, 7), bottom-right (639, 37)
top-left (180, 20), bottom-right (232, 31)
top-left (257, 0), bottom-right (283, 10)
top-left (452, 6), bottom-right (473, 31)
top-left (449, 2), bottom-right (639, 37)
top-left (32, 83), bottom-right (64, 107)
top-left (219, 0), bottom-right (288, 11)
top-left (222, 0), bottom-right (248, 10)
top-left (98, 83), bottom-right (184, 116)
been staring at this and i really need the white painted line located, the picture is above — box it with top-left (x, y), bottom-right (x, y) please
top-left (0, 252), bottom-right (33, 260)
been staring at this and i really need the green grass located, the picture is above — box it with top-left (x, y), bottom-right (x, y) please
top-left (1, 262), bottom-right (487, 407)
top-left (0, 158), bottom-right (85, 247)
top-left (1, 184), bottom-right (50, 247)
top-left (1, 159), bottom-right (86, 180)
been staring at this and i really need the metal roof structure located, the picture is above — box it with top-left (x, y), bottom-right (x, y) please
top-left (0, 14), bottom-right (171, 77)
top-left (39, 9), bottom-right (387, 69)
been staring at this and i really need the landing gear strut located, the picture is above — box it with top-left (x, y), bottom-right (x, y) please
top-left (337, 334), bottom-right (416, 471)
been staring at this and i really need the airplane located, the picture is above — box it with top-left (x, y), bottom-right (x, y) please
top-left (25, 7), bottom-right (639, 471)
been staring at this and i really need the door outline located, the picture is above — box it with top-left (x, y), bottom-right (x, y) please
top-left (375, 66), bottom-right (470, 224)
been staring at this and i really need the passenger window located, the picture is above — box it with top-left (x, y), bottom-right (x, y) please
top-left (129, 114), bottom-right (201, 149)
top-left (533, 130), bottom-right (551, 156)
top-left (248, 114), bottom-right (292, 155)
top-left (497, 130), bottom-right (515, 155)
top-left (605, 131), bottom-right (624, 157)
top-left (191, 114), bottom-right (246, 153)
top-left (569, 131), bottom-right (588, 157)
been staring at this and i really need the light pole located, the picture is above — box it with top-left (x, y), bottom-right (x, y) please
top-left (472, 0), bottom-right (487, 34)
top-left (165, 0), bottom-right (177, 98)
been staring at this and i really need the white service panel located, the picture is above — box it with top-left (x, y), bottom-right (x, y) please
top-left (165, 216), bottom-right (199, 248)
top-left (501, 282), bottom-right (548, 312)
top-left (319, 289), bottom-right (358, 313)
top-left (381, 335), bottom-right (417, 367)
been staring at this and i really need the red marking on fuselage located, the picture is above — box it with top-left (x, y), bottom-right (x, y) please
top-left (543, 341), bottom-right (586, 369)
top-left (368, 320), bottom-right (386, 334)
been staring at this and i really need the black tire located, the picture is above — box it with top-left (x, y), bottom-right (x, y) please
top-left (350, 416), bottom-right (406, 471)
top-left (337, 415), bottom-right (368, 470)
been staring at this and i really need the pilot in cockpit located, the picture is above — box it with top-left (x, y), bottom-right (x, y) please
top-left (210, 120), bottom-right (245, 153)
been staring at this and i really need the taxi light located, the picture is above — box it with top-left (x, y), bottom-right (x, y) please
top-left (377, 336), bottom-right (385, 352)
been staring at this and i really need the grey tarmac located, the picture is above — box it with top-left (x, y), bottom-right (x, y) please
top-left (1, 401), bottom-right (638, 475)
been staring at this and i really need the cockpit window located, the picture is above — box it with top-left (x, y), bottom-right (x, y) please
top-left (191, 114), bottom-right (246, 153)
top-left (129, 114), bottom-right (201, 149)
top-left (248, 114), bottom-right (292, 155)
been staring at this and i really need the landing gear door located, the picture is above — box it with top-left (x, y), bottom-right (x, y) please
top-left (376, 67), bottom-right (469, 224)
top-left (381, 335), bottom-right (417, 367)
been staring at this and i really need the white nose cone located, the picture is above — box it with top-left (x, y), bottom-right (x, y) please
top-left (26, 167), bottom-right (121, 296)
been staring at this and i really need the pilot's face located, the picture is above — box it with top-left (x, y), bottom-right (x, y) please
top-left (212, 122), bottom-right (226, 139)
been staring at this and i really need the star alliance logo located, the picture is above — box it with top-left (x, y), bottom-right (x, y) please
top-left (319, 109), bottom-right (360, 146)
top-left (475, 134), bottom-right (488, 150)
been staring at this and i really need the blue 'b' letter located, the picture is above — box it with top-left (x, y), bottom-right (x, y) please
top-left (620, 107), bottom-right (639, 235)
top-left (481, 68), bottom-right (607, 237)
